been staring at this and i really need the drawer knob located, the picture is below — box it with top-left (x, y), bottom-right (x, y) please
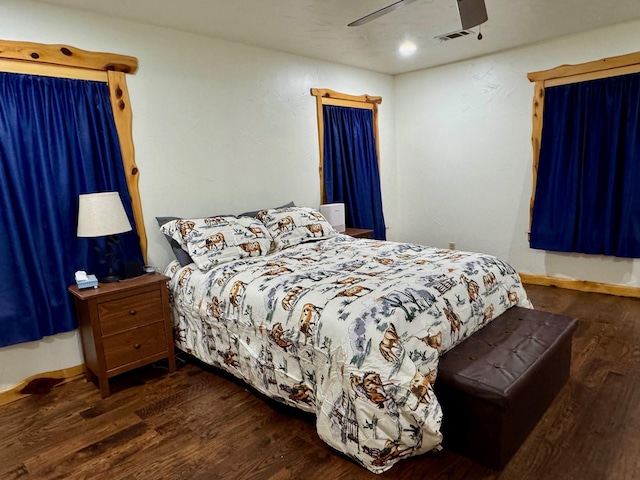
top-left (130, 310), bottom-right (137, 316)
top-left (134, 343), bottom-right (141, 349)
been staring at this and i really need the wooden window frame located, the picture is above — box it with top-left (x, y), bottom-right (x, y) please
top-left (527, 51), bottom-right (640, 237)
top-left (0, 39), bottom-right (147, 260)
top-left (310, 88), bottom-right (382, 203)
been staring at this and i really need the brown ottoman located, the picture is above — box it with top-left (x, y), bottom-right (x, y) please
top-left (434, 306), bottom-right (577, 470)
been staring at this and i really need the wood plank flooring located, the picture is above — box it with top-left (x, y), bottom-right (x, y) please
top-left (1, 284), bottom-right (639, 479)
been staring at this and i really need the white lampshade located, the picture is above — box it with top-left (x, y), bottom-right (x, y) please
top-left (320, 203), bottom-right (346, 233)
top-left (77, 192), bottom-right (132, 238)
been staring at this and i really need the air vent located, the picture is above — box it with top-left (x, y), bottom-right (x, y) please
top-left (435, 29), bottom-right (473, 42)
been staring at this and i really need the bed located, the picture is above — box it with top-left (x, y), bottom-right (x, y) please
top-left (160, 206), bottom-right (531, 473)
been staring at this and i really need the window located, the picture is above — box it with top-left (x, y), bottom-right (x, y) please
top-left (311, 88), bottom-right (386, 239)
top-left (0, 40), bottom-right (145, 347)
top-left (528, 52), bottom-right (640, 257)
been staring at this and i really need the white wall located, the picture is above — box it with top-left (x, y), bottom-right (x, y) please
top-left (395, 19), bottom-right (640, 288)
top-left (0, 0), bottom-right (396, 393)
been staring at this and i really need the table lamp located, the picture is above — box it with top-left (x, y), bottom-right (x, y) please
top-left (319, 203), bottom-right (346, 232)
top-left (77, 192), bottom-right (132, 283)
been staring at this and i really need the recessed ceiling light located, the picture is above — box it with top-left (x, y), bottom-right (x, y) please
top-left (399, 41), bottom-right (417, 56)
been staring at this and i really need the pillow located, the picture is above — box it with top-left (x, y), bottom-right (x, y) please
top-left (156, 203), bottom-right (293, 265)
top-left (238, 202), bottom-right (296, 218)
top-left (259, 206), bottom-right (338, 251)
top-left (156, 216), bottom-right (194, 267)
top-left (160, 216), bottom-right (272, 271)
top-left (239, 201), bottom-right (295, 218)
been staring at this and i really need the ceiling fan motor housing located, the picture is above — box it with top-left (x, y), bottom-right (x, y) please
top-left (457, 0), bottom-right (488, 30)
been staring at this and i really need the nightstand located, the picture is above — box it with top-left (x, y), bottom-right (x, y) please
top-left (343, 228), bottom-right (374, 239)
top-left (68, 272), bottom-right (176, 398)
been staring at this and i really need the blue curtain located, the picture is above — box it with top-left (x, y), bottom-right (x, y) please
top-left (0, 72), bottom-right (143, 348)
top-left (530, 73), bottom-right (640, 258)
top-left (323, 105), bottom-right (386, 239)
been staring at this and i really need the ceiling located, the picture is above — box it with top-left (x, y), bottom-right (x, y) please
top-left (38, 0), bottom-right (640, 75)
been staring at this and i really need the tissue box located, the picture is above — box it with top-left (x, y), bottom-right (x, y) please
top-left (77, 274), bottom-right (98, 289)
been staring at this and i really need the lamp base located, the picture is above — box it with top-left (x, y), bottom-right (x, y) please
top-left (99, 275), bottom-right (122, 283)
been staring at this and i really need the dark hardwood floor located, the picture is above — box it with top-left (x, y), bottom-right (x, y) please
top-left (2, 284), bottom-right (640, 480)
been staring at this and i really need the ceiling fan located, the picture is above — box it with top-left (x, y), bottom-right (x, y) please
top-left (348, 0), bottom-right (488, 30)
top-left (348, 0), bottom-right (418, 27)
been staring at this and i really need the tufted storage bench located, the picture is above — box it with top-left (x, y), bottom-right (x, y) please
top-left (434, 306), bottom-right (577, 470)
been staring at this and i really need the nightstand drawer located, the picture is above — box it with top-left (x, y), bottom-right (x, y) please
top-left (103, 321), bottom-right (168, 371)
top-left (98, 290), bottom-right (163, 336)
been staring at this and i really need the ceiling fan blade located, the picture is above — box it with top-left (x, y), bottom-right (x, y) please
top-left (348, 0), bottom-right (418, 27)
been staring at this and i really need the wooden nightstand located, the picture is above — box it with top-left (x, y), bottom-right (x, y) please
top-left (343, 228), bottom-right (374, 239)
top-left (68, 272), bottom-right (176, 398)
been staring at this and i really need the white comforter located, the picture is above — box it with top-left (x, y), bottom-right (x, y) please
top-left (166, 236), bottom-right (531, 473)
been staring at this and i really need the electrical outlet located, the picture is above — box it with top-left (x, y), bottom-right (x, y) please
top-left (449, 242), bottom-right (456, 250)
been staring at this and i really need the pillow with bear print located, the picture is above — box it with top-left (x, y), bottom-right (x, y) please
top-left (160, 216), bottom-right (272, 271)
top-left (258, 206), bottom-right (338, 251)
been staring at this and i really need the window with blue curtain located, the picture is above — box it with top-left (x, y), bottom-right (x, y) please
top-left (322, 104), bottom-right (387, 240)
top-left (530, 72), bottom-right (640, 258)
top-left (0, 72), bottom-right (143, 348)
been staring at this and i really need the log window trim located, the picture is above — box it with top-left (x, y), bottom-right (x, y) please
top-left (526, 51), bottom-right (640, 239)
top-left (310, 88), bottom-right (382, 203)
